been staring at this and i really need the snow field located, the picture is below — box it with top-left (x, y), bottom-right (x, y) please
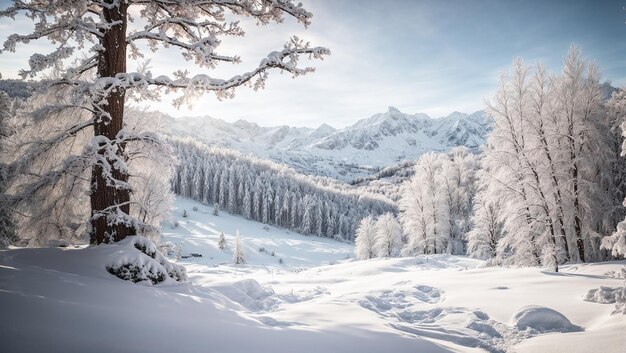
top-left (0, 197), bottom-right (624, 353)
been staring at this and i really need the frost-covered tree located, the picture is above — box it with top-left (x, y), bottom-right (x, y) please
top-left (478, 47), bottom-right (615, 269)
top-left (301, 195), bottom-right (314, 234)
top-left (355, 216), bottom-right (376, 260)
top-left (217, 232), bottom-right (226, 251)
top-left (0, 0), bottom-right (329, 245)
top-left (232, 230), bottom-right (245, 265)
top-left (126, 110), bottom-right (175, 244)
top-left (374, 213), bottom-right (401, 257)
top-left (0, 91), bottom-right (16, 247)
top-left (399, 149), bottom-right (477, 255)
top-left (192, 166), bottom-right (203, 201)
top-left (132, 169), bottom-right (174, 244)
top-left (213, 202), bottom-right (219, 216)
top-left (466, 170), bottom-right (505, 262)
top-left (603, 90), bottom-right (626, 258)
top-left (439, 148), bottom-right (478, 254)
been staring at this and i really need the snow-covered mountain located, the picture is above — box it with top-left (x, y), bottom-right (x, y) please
top-left (165, 106), bottom-right (492, 181)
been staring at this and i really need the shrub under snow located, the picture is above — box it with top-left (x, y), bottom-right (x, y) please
top-left (106, 236), bottom-right (186, 285)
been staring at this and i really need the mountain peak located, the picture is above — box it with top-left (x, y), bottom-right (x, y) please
top-left (316, 123), bottom-right (336, 131)
top-left (388, 106), bottom-right (401, 113)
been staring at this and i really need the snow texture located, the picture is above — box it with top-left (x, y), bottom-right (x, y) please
top-left (1, 197), bottom-right (625, 353)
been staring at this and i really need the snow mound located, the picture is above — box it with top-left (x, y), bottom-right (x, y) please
top-left (218, 279), bottom-right (281, 312)
top-left (584, 286), bottom-right (622, 304)
top-left (512, 305), bottom-right (583, 333)
top-left (106, 236), bottom-right (186, 285)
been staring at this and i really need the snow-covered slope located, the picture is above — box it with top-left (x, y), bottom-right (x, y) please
top-left (1, 197), bottom-right (625, 353)
top-left (161, 197), bottom-right (354, 268)
top-left (165, 107), bottom-right (492, 181)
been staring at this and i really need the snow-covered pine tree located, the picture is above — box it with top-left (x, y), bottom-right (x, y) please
top-left (300, 195), bottom-right (313, 234)
top-left (213, 203), bottom-right (219, 216)
top-left (212, 170), bottom-right (220, 205)
top-left (355, 216), bottom-right (377, 260)
top-left (232, 230), bottom-right (245, 265)
top-left (290, 193), bottom-right (299, 229)
top-left (218, 232), bottom-right (226, 251)
top-left (242, 180), bottom-right (252, 220)
top-left (0, 0), bottom-right (328, 244)
top-left (315, 202), bottom-right (324, 236)
top-left (253, 179), bottom-right (263, 221)
top-left (326, 205), bottom-right (336, 238)
top-left (202, 164), bottom-right (212, 205)
top-left (228, 167), bottom-right (237, 213)
top-left (192, 165), bottom-right (203, 201)
top-left (219, 169), bottom-right (227, 209)
top-left (374, 213), bottom-right (401, 257)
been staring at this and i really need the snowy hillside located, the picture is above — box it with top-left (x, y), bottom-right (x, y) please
top-left (162, 197), bottom-right (354, 268)
top-left (165, 107), bottom-right (491, 180)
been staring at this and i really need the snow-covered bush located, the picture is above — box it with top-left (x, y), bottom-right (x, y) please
top-left (106, 236), bottom-right (186, 285)
top-left (584, 286), bottom-right (622, 304)
top-left (213, 203), bottom-right (219, 216)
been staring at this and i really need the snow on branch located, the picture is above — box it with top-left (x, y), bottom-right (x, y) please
top-left (141, 36), bottom-right (328, 106)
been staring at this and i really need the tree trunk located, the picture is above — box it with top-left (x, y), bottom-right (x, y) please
top-left (572, 162), bottom-right (585, 262)
top-left (90, 1), bottom-right (132, 244)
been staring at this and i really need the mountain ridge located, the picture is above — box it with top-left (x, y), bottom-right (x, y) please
top-left (165, 106), bottom-right (493, 180)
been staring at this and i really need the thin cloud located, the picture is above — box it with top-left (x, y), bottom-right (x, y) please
top-left (0, 0), bottom-right (624, 127)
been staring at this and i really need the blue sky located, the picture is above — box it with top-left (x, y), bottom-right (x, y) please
top-left (0, 0), bottom-right (625, 127)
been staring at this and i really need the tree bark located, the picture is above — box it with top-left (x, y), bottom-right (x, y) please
top-left (90, 1), bottom-right (132, 244)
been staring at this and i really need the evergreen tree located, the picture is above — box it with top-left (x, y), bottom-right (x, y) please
top-left (232, 230), bottom-right (245, 265)
top-left (217, 232), bottom-right (226, 251)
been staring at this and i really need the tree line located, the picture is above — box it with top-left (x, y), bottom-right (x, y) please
top-left (170, 137), bottom-right (396, 241)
